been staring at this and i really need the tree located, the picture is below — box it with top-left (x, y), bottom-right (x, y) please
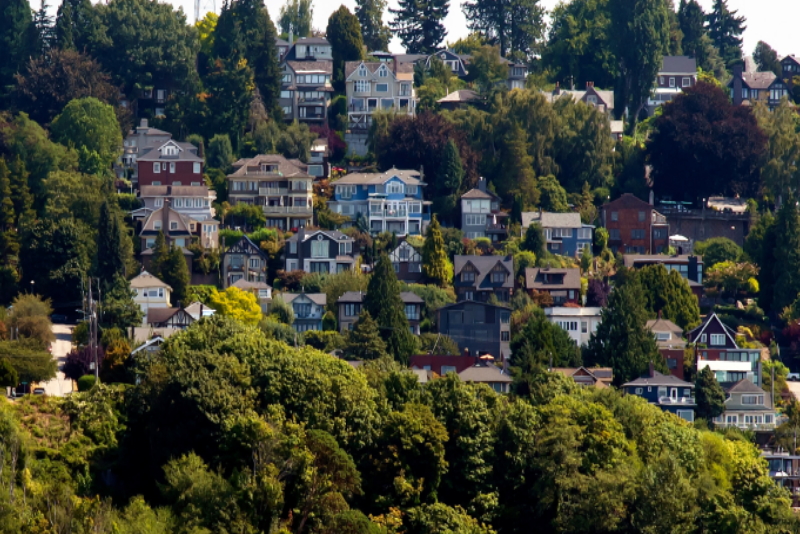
top-left (327, 6), bottom-right (363, 92)
top-left (608, 0), bottom-right (670, 125)
top-left (694, 236), bottom-right (742, 267)
top-left (583, 279), bottom-right (665, 385)
top-left (636, 265), bottom-right (700, 330)
top-left (50, 97), bottom-right (122, 174)
top-left (149, 231), bottom-right (169, 278)
top-left (772, 197), bottom-right (800, 314)
top-left (552, 97), bottom-right (614, 192)
top-left (0, 0), bottom-right (33, 101)
top-left (345, 310), bottom-right (388, 360)
top-left (695, 366), bottom-right (725, 422)
top-left (434, 140), bottom-right (464, 222)
top-left (537, 175), bottom-right (570, 212)
top-left (95, 201), bottom-right (126, 290)
top-left (0, 340), bottom-right (57, 383)
top-left (705, 0), bottom-right (745, 69)
top-left (678, 0), bottom-right (704, 59)
top-left (753, 41), bottom-right (781, 76)
top-left (422, 215), bottom-right (453, 287)
top-left (746, 211), bottom-right (777, 313)
top-left (363, 253), bottom-right (417, 365)
top-left (418, 332), bottom-right (458, 355)
top-left (161, 246), bottom-right (190, 307)
top-left (753, 99), bottom-right (800, 203)
top-left (522, 222), bottom-right (545, 258)
top-left (389, 0), bottom-right (449, 54)
top-left (207, 134), bottom-right (234, 171)
top-left (54, 0), bottom-right (106, 52)
top-left (462, 0), bottom-right (545, 58)
top-left (356, 0), bottom-right (390, 52)
top-left (704, 261), bottom-right (759, 298)
top-left (208, 287), bottom-right (262, 325)
top-left (586, 278), bottom-right (610, 307)
top-left (467, 45), bottom-right (509, 90)
top-left (101, 274), bottom-right (143, 330)
top-left (0, 358), bottom-right (18, 388)
top-left (647, 81), bottom-right (767, 202)
top-left (278, 0), bottom-right (313, 38)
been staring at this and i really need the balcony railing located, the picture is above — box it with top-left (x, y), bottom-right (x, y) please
top-left (658, 396), bottom-right (695, 405)
top-left (714, 422), bottom-right (776, 431)
top-left (262, 205), bottom-right (313, 215)
top-left (259, 187), bottom-right (288, 196)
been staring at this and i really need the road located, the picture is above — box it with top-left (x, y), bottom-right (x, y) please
top-left (788, 380), bottom-right (800, 402)
top-left (39, 324), bottom-right (75, 396)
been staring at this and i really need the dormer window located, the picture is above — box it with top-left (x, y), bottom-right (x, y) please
top-left (163, 144), bottom-right (178, 156)
top-left (461, 266), bottom-right (476, 283)
top-left (358, 64), bottom-right (368, 77)
top-left (378, 65), bottom-right (388, 77)
top-left (491, 268), bottom-right (506, 283)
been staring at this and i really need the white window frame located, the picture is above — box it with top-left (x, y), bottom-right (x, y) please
top-left (710, 334), bottom-right (725, 346)
top-left (153, 162), bottom-right (160, 173)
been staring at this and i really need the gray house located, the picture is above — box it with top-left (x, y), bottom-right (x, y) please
top-left (222, 236), bottom-right (269, 287)
top-left (284, 228), bottom-right (357, 274)
top-left (453, 255), bottom-right (514, 303)
top-left (712, 379), bottom-right (776, 431)
top-left (436, 301), bottom-right (511, 363)
top-left (336, 291), bottom-right (423, 334)
top-left (282, 292), bottom-right (327, 332)
top-left (460, 178), bottom-right (508, 242)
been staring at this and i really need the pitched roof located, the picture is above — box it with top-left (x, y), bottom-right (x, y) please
top-left (646, 318), bottom-right (683, 334)
top-left (453, 255), bottom-right (514, 289)
top-left (146, 307), bottom-right (184, 325)
top-left (334, 167), bottom-right (423, 186)
top-left (725, 378), bottom-right (766, 394)
top-left (231, 279), bottom-right (272, 290)
top-left (437, 89), bottom-right (479, 104)
top-left (782, 55), bottom-right (800, 67)
top-left (660, 56), bottom-right (697, 73)
top-left (459, 364), bottom-right (513, 383)
top-left (622, 254), bottom-right (703, 268)
top-left (542, 88), bottom-right (615, 110)
top-left (130, 270), bottom-right (172, 290)
top-left (281, 292), bottom-right (326, 306)
top-left (337, 291), bottom-right (423, 304)
top-left (521, 211), bottom-right (582, 229)
top-left (551, 367), bottom-right (614, 388)
top-left (603, 192), bottom-right (652, 210)
top-left (461, 187), bottom-right (498, 200)
top-left (686, 313), bottom-right (738, 346)
top-left (137, 140), bottom-right (202, 162)
top-left (228, 154), bottom-right (311, 179)
top-left (728, 70), bottom-right (777, 90)
top-left (623, 370), bottom-right (694, 388)
top-left (525, 267), bottom-right (581, 290)
top-left (286, 60), bottom-right (333, 74)
top-left (295, 36), bottom-right (329, 45)
top-left (285, 229), bottom-right (351, 243)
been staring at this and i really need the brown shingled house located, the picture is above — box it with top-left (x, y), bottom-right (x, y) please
top-left (524, 267), bottom-right (582, 305)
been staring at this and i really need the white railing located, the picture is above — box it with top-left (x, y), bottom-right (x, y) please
top-left (262, 205), bottom-right (313, 215)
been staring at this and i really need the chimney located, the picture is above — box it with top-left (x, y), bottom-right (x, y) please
top-left (733, 63), bottom-right (743, 106)
top-left (297, 227), bottom-right (306, 243)
top-left (140, 118), bottom-right (148, 129)
top-left (648, 361), bottom-right (655, 377)
top-left (288, 28), bottom-right (294, 45)
top-left (162, 199), bottom-right (171, 246)
top-left (649, 189), bottom-right (654, 206)
top-left (586, 81), bottom-right (593, 89)
top-left (478, 177), bottom-right (486, 193)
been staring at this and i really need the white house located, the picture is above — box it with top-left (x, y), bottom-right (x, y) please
top-left (130, 271), bottom-right (172, 322)
top-left (544, 307), bottom-right (603, 346)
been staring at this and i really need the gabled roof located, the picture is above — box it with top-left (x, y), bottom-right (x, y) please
top-left (551, 366), bottom-right (613, 388)
top-left (138, 140), bottom-right (202, 162)
top-left (225, 236), bottom-right (268, 259)
top-left (228, 154), bottom-right (312, 179)
top-left (458, 364), bottom-right (513, 383)
top-left (525, 267), bottom-right (581, 290)
top-left (147, 307), bottom-right (196, 325)
top-left (686, 313), bottom-right (738, 347)
top-left (130, 270), bottom-right (172, 290)
top-left (454, 255), bottom-right (514, 289)
top-left (660, 56), bottom-right (697, 74)
top-left (438, 89), bottom-right (479, 104)
top-left (782, 55), bottom-right (800, 67)
top-left (281, 292), bottom-right (326, 306)
top-left (623, 370), bottom-right (694, 388)
top-left (646, 317), bottom-right (683, 334)
top-left (130, 336), bottom-right (166, 355)
top-left (728, 70), bottom-right (777, 90)
top-left (622, 254), bottom-right (703, 268)
top-left (231, 279), bottom-right (272, 291)
top-left (461, 187), bottom-right (499, 200)
top-left (521, 211), bottom-right (582, 229)
top-left (285, 229), bottom-right (351, 243)
top-left (344, 60), bottom-right (409, 80)
top-left (603, 192), bottom-right (653, 210)
top-left (336, 291), bottom-right (423, 304)
top-left (286, 60), bottom-right (333, 74)
top-left (725, 378), bottom-right (766, 395)
top-left (334, 167), bottom-right (423, 186)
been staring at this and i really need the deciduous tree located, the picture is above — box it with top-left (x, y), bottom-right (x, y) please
top-left (208, 287), bottom-right (263, 325)
top-left (50, 97), bottom-right (122, 174)
top-left (278, 0), bottom-right (313, 38)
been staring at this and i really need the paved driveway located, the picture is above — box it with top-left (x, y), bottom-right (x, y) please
top-left (38, 324), bottom-right (75, 396)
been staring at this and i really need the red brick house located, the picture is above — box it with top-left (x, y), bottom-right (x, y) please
top-left (137, 139), bottom-right (204, 187)
top-left (601, 193), bottom-right (669, 254)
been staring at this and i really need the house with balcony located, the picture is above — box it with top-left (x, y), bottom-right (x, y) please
top-left (280, 60), bottom-right (333, 123)
top-left (389, 239), bottom-right (424, 283)
top-left (336, 291), bottom-right (423, 334)
top-left (344, 60), bottom-right (416, 133)
top-left (712, 379), bottom-right (776, 431)
top-left (687, 313), bottom-right (763, 386)
top-left (122, 119), bottom-right (172, 183)
top-left (135, 198), bottom-right (219, 252)
top-left (130, 271), bottom-right (171, 321)
top-left (544, 307), bottom-right (603, 346)
top-left (222, 235), bottom-right (269, 288)
top-left (227, 155), bottom-right (314, 230)
top-left (601, 193), bottom-right (669, 254)
top-left (437, 301), bottom-right (511, 363)
top-left (281, 291), bottom-right (326, 332)
top-left (525, 268), bottom-right (582, 305)
top-left (460, 178), bottom-right (508, 242)
top-left (284, 228), bottom-right (357, 274)
top-left (622, 366), bottom-right (696, 422)
top-left (136, 185), bottom-right (216, 224)
top-left (308, 138), bottom-right (329, 178)
top-left (329, 168), bottom-right (429, 236)
top-left (521, 211), bottom-right (593, 257)
top-left (764, 452), bottom-right (800, 505)
top-left (646, 56), bottom-right (698, 116)
top-left (453, 255), bottom-right (514, 303)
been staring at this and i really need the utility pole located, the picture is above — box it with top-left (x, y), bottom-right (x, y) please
top-left (88, 278), bottom-right (99, 381)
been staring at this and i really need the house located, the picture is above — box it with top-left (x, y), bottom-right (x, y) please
top-left (525, 268), bottom-right (582, 305)
top-left (505, 59), bottom-right (528, 90)
top-left (183, 301), bottom-right (215, 321)
top-left (122, 119), bottom-right (172, 182)
top-left (409, 354), bottom-right (477, 375)
top-left (281, 292), bottom-right (326, 332)
top-left (280, 60), bottom-right (333, 123)
top-left (544, 307), bottom-right (603, 346)
top-left (426, 49), bottom-right (470, 77)
top-left (521, 211), bottom-right (593, 257)
top-left (436, 301), bottom-right (511, 363)
top-left (344, 60), bottom-right (416, 134)
top-left (647, 317), bottom-right (686, 379)
top-left (458, 360), bottom-right (513, 393)
top-left (283, 228), bottom-right (357, 274)
top-left (622, 366), bottom-right (696, 422)
top-left (136, 201), bottom-right (219, 252)
top-left (687, 313), bottom-right (763, 385)
top-left (730, 63), bottom-right (790, 109)
top-left (130, 336), bottom-right (166, 359)
top-left (550, 367), bottom-right (613, 388)
top-left (230, 279), bottom-right (272, 314)
top-left (646, 56), bottom-right (698, 115)
top-left (130, 271), bottom-right (171, 320)
top-left (146, 307), bottom-right (195, 329)
top-left (131, 326), bottom-right (182, 344)
top-left (622, 254), bottom-right (703, 290)
top-left (275, 37), bottom-right (291, 61)
top-left (543, 82), bottom-right (615, 115)
top-left (763, 452), bottom-right (800, 505)
top-left (460, 178), bottom-right (508, 242)
top-left (712, 379), bottom-right (776, 430)
top-left (222, 236), bottom-right (269, 287)
top-left (227, 154), bottom-right (314, 230)
top-left (329, 168), bottom-right (430, 236)
top-left (336, 291), bottom-right (423, 334)
top-left (389, 239), bottom-right (424, 283)
top-left (136, 185), bottom-right (216, 226)
top-left (283, 36), bottom-right (333, 61)
top-left (601, 193), bottom-right (669, 254)
top-left (136, 139), bottom-right (204, 188)
top-left (308, 138), bottom-right (330, 178)
top-left (453, 255), bottom-right (514, 303)
top-left (437, 89), bottom-right (479, 111)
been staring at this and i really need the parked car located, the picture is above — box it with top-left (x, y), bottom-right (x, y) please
top-left (33, 388), bottom-right (45, 395)
top-left (788, 372), bottom-right (800, 381)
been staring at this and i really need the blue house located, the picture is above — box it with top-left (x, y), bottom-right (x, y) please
top-left (521, 211), bottom-right (594, 257)
top-left (622, 366), bottom-right (696, 422)
top-left (329, 168), bottom-right (430, 236)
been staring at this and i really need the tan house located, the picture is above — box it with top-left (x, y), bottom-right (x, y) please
top-left (138, 201), bottom-right (218, 251)
top-left (344, 60), bottom-right (416, 133)
top-left (551, 367), bottom-right (613, 388)
top-left (713, 379), bottom-right (776, 431)
top-left (130, 271), bottom-right (172, 320)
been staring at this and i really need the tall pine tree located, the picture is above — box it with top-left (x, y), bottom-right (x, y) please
top-left (462, 0), bottom-right (545, 57)
top-left (345, 309), bottom-right (388, 360)
top-left (678, 0), bottom-right (705, 58)
top-left (0, 0), bottom-right (34, 100)
top-left (95, 201), bottom-right (125, 290)
top-left (705, 0), bottom-right (745, 69)
top-left (772, 196), bottom-right (800, 314)
top-left (389, 0), bottom-right (449, 54)
top-left (149, 231), bottom-right (169, 279)
top-left (695, 366), bottom-right (726, 422)
top-left (326, 6), bottom-right (364, 92)
top-left (0, 159), bottom-right (15, 232)
top-left (435, 140), bottom-right (464, 222)
top-left (364, 253), bottom-right (416, 365)
top-left (356, 0), bottom-right (390, 52)
top-left (422, 215), bottom-right (453, 287)
top-left (161, 245), bottom-right (190, 307)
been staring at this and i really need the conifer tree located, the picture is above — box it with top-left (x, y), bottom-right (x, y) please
top-left (7, 156), bottom-right (33, 226)
top-left (0, 0), bottom-right (34, 98)
top-left (95, 201), bottom-right (125, 290)
top-left (583, 278), bottom-right (665, 385)
top-left (101, 273), bottom-right (143, 329)
top-left (422, 215), bottom-right (453, 287)
top-left (772, 197), bottom-right (800, 314)
top-left (345, 309), bottom-right (388, 360)
top-left (695, 366), bottom-right (726, 422)
top-left (364, 253), bottom-right (416, 365)
top-left (0, 159), bottom-right (15, 232)
top-left (327, 6), bottom-right (364, 92)
top-left (161, 245), bottom-right (190, 307)
top-left (389, 0), bottom-right (449, 54)
top-left (435, 140), bottom-right (463, 222)
top-left (149, 231), bottom-right (169, 279)
top-left (705, 0), bottom-right (745, 69)
top-left (356, 0), bottom-right (390, 52)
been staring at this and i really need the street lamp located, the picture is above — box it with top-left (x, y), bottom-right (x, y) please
top-left (29, 280), bottom-right (34, 294)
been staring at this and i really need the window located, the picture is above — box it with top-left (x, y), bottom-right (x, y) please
top-left (310, 262), bottom-right (330, 273)
top-left (464, 291), bottom-right (474, 300)
top-left (577, 228), bottom-right (592, 240)
top-left (409, 262), bottom-right (422, 272)
top-left (288, 241), bottom-right (297, 255)
top-left (249, 258), bottom-right (261, 269)
top-left (404, 305), bottom-right (419, 320)
top-left (339, 241), bottom-right (352, 255)
top-left (294, 303), bottom-right (312, 318)
top-left (669, 77), bottom-right (675, 87)
top-left (355, 80), bottom-right (370, 93)
top-left (659, 76), bottom-right (664, 85)
top-left (280, 90), bottom-right (292, 98)
top-left (193, 162), bottom-right (201, 174)
top-left (682, 77), bottom-right (691, 87)
top-left (552, 228), bottom-right (572, 238)
top-left (676, 410), bottom-right (694, 422)
top-left (465, 214), bottom-right (485, 226)
top-left (153, 162), bottom-right (161, 173)
top-left (338, 185), bottom-right (356, 199)
top-left (700, 333), bottom-right (707, 343)
top-left (501, 312), bottom-right (510, 324)
top-left (375, 83), bottom-right (388, 92)
top-left (461, 270), bottom-right (475, 283)
top-left (611, 211), bottom-right (618, 221)
top-left (491, 271), bottom-right (506, 283)
top-left (386, 182), bottom-right (404, 194)
top-left (710, 334), bottom-right (725, 346)
top-left (638, 211), bottom-right (645, 222)
top-left (631, 229), bottom-right (645, 239)
top-left (441, 366), bottom-right (457, 375)
top-left (581, 321), bottom-right (588, 333)
top-left (656, 332), bottom-right (671, 341)
top-left (378, 65), bottom-right (388, 77)
top-left (311, 238), bottom-right (328, 258)
top-left (636, 387), bottom-right (643, 395)
top-left (609, 229), bottom-right (620, 240)
top-left (501, 331), bottom-right (510, 341)
top-left (742, 395), bottom-right (765, 405)
top-left (169, 162), bottom-right (175, 173)
top-left (653, 228), bottom-right (667, 239)
top-left (344, 303), bottom-right (359, 316)
top-left (170, 221), bottom-right (178, 230)
top-left (154, 198), bottom-right (163, 207)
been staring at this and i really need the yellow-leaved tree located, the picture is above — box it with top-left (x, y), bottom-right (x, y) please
top-left (208, 287), bottom-right (263, 326)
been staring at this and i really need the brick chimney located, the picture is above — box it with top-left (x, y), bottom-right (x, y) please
top-left (162, 199), bottom-right (171, 246)
top-left (732, 63), bottom-right (743, 106)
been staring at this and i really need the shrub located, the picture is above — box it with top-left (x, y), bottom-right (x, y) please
top-left (77, 375), bottom-right (97, 391)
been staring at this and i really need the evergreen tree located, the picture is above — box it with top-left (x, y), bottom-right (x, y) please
top-left (278, 0), bottom-right (313, 37)
top-left (100, 273), bottom-right (143, 329)
top-left (636, 265), bottom-right (700, 330)
top-left (522, 222), bottom-right (545, 258)
top-left (95, 201), bottom-right (125, 290)
top-left (30, 0), bottom-right (56, 58)
top-left (678, 0), bottom-right (705, 59)
top-left (745, 211), bottom-right (777, 313)
top-left (583, 279), bottom-right (665, 385)
top-left (753, 99), bottom-right (800, 203)
top-left (363, 253), bottom-right (416, 365)
top-left (0, 0), bottom-right (34, 99)
top-left (327, 6), bottom-right (364, 92)
top-left (422, 215), bottom-right (453, 287)
top-left (0, 159), bottom-right (15, 231)
top-left (772, 197), bottom-right (800, 314)
top-left (149, 231), bottom-right (169, 279)
top-left (695, 366), bottom-right (726, 422)
top-left (462, 0), bottom-right (545, 57)
top-left (435, 140), bottom-right (463, 222)
top-left (162, 245), bottom-right (190, 307)
top-left (345, 310), bottom-right (388, 360)
top-left (389, 0), bottom-right (449, 54)
top-left (356, 0), bottom-right (390, 52)
top-left (54, 0), bottom-right (105, 52)
top-left (753, 41), bottom-right (781, 76)
top-left (7, 157), bottom-right (34, 226)
top-left (705, 0), bottom-right (745, 69)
